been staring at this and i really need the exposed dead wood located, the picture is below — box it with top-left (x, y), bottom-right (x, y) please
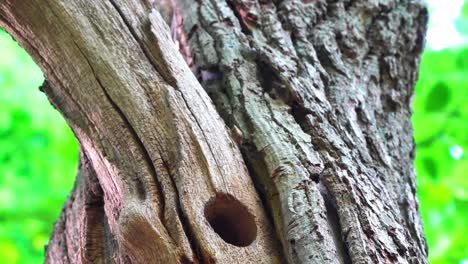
top-left (0, 1), bottom-right (283, 263)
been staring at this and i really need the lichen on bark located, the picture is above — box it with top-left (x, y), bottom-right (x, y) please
top-left (172, 0), bottom-right (428, 262)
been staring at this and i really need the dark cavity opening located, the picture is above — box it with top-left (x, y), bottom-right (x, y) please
top-left (204, 194), bottom-right (257, 247)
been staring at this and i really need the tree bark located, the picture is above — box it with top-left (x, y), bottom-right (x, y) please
top-left (0, 0), bottom-right (428, 263)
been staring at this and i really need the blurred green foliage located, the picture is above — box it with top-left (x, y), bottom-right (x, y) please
top-left (0, 1), bottom-right (467, 263)
top-left (414, 49), bottom-right (468, 263)
top-left (0, 31), bottom-right (78, 263)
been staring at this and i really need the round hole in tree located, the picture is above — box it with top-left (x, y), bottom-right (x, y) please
top-left (204, 194), bottom-right (257, 247)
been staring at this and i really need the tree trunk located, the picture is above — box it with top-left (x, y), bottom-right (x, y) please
top-left (0, 0), bottom-right (428, 263)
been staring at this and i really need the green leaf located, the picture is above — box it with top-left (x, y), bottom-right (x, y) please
top-left (425, 82), bottom-right (451, 112)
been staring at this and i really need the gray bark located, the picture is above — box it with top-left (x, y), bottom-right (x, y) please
top-left (0, 0), bottom-right (428, 263)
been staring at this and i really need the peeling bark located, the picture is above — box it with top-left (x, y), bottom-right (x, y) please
top-left (0, 0), bottom-right (427, 263)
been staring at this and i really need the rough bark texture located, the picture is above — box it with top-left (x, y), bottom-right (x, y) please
top-left (165, 0), bottom-right (428, 262)
top-left (0, 0), bottom-right (428, 263)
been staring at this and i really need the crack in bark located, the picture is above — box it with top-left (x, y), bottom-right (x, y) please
top-left (73, 39), bottom-right (167, 218)
top-left (161, 158), bottom-right (203, 264)
top-left (71, 39), bottom-right (183, 261)
top-left (108, 0), bottom-right (179, 88)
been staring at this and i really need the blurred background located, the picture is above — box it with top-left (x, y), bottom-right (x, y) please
top-left (0, 0), bottom-right (466, 263)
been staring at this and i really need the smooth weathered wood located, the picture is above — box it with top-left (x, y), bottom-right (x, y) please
top-left (0, 1), bottom-right (283, 263)
top-left (0, 0), bottom-right (428, 263)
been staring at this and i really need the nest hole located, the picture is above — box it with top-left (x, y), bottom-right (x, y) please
top-left (204, 194), bottom-right (257, 247)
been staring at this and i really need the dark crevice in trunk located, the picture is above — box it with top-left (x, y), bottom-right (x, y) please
top-left (170, 0), bottom-right (194, 68)
top-left (240, 143), bottom-right (287, 262)
top-left (198, 65), bottom-right (223, 83)
top-left (319, 180), bottom-right (352, 264)
top-left (102, 212), bottom-right (120, 262)
top-left (83, 156), bottom-right (107, 262)
top-left (162, 159), bottom-right (203, 263)
top-left (225, 0), bottom-right (253, 35)
top-left (290, 102), bottom-right (313, 133)
top-left (241, 143), bottom-right (277, 221)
